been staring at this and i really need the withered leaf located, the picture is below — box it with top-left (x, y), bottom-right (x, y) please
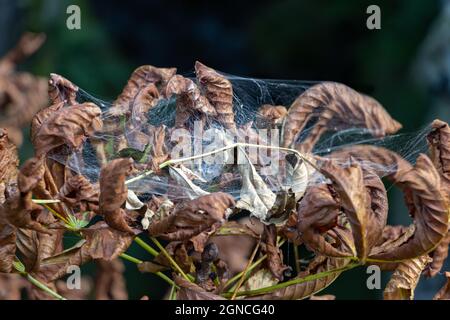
top-left (1, 158), bottom-right (48, 233)
top-left (309, 294), bottom-right (336, 300)
top-left (320, 161), bottom-right (372, 260)
top-left (175, 275), bottom-right (225, 300)
top-left (247, 256), bottom-right (351, 300)
top-left (240, 269), bottom-right (278, 292)
top-left (32, 102), bottom-right (103, 157)
top-left (262, 224), bottom-right (289, 280)
top-left (166, 75), bottom-right (216, 128)
top-left (285, 153), bottom-right (308, 202)
top-left (384, 255), bottom-right (431, 300)
top-left (137, 261), bottom-right (168, 274)
top-left (433, 271), bottom-right (450, 300)
top-left (370, 155), bottom-right (449, 261)
top-left (236, 148), bottom-right (276, 222)
top-left (168, 165), bottom-right (209, 200)
top-left (40, 222), bottom-right (134, 282)
top-left (0, 33), bottom-right (48, 146)
top-left (0, 274), bottom-right (27, 300)
top-left (328, 145), bottom-right (413, 180)
top-left (95, 259), bottom-right (128, 300)
top-left (57, 174), bottom-right (99, 214)
top-left (425, 233), bottom-right (450, 277)
top-left (427, 119), bottom-right (450, 201)
top-left (0, 223), bottom-right (16, 273)
top-left (195, 61), bottom-right (235, 129)
top-left (214, 221), bottom-right (260, 238)
top-left (0, 129), bottom-right (19, 203)
top-left (148, 192), bottom-right (235, 241)
top-left (297, 184), bottom-right (348, 257)
top-left (257, 104), bottom-right (287, 127)
top-left (47, 73), bottom-right (78, 106)
top-left (112, 65), bottom-right (176, 117)
top-left (99, 158), bottom-right (135, 234)
top-left (282, 82), bottom-right (402, 152)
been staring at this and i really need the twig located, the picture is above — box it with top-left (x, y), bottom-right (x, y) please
top-left (222, 262), bottom-right (360, 298)
top-left (231, 240), bottom-right (261, 300)
top-left (150, 236), bottom-right (194, 282)
top-left (125, 142), bottom-right (318, 185)
top-left (119, 253), bottom-right (178, 288)
top-left (134, 237), bottom-right (159, 257)
top-left (13, 260), bottom-right (66, 301)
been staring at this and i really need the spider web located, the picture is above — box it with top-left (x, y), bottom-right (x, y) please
top-left (48, 71), bottom-right (432, 202)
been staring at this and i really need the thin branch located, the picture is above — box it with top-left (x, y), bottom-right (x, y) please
top-left (222, 262), bottom-right (360, 298)
top-left (231, 240), bottom-right (261, 300)
top-left (150, 236), bottom-right (194, 282)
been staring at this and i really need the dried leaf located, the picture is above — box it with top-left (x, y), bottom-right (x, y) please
top-left (257, 104), bottom-right (287, 127)
top-left (168, 165), bottom-right (210, 200)
top-left (285, 153), bottom-right (308, 201)
top-left (370, 155), bottom-right (449, 261)
top-left (384, 255), bottom-right (431, 300)
top-left (175, 275), bottom-right (225, 300)
top-left (0, 223), bottom-right (16, 273)
top-left (32, 103), bottom-right (103, 157)
top-left (58, 174), bottom-right (99, 213)
top-left (241, 269), bottom-right (278, 292)
top-left (248, 256), bottom-right (351, 300)
top-left (297, 184), bottom-right (347, 257)
top-left (40, 222), bottom-right (134, 282)
top-left (1, 158), bottom-right (49, 234)
top-left (148, 192), bottom-right (234, 241)
top-left (0, 129), bottom-right (19, 198)
top-left (195, 61), bottom-right (235, 129)
top-left (282, 82), bottom-right (402, 152)
top-left (262, 224), bottom-right (288, 280)
top-left (112, 65), bottom-right (176, 117)
top-left (236, 148), bottom-right (276, 222)
top-left (433, 272), bottom-right (450, 300)
top-left (0, 274), bottom-right (27, 300)
top-left (427, 119), bottom-right (450, 201)
top-left (99, 158), bottom-right (135, 234)
top-left (137, 261), bottom-right (168, 274)
top-left (95, 259), bottom-right (128, 300)
top-left (47, 73), bottom-right (78, 105)
top-left (328, 145), bottom-right (413, 180)
top-left (320, 161), bottom-right (372, 260)
top-left (166, 75), bottom-right (216, 128)
top-left (425, 233), bottom-right (450, 277)
top-left (310, 294), bottom-right (336, 300)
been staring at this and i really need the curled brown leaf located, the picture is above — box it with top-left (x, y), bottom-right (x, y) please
top-left (282, 82), bottom-right (402, 152)
top-left (195, 61), bottom-right (235, 129)
top-left (99, 158), bottom-right (135, 234)
top-left (370, 155), bottom-right (449, 261)
top-left (32, 103), bottom-right (103, 157)
top-left (383, 255), bottom-right (431, 300)
top-left (148, 192), bottom-right (235, 241)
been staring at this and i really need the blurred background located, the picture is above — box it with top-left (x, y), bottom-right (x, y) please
top-left (0, 0), bottom-right (449, 299)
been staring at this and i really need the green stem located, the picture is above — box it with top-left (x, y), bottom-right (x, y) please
top-left (26, 273), bottom-right (67, 300)
top-left (13, 260), bottom-right (66, 300)
top-left (150, 236), bottom-right (194, 282)
top-left (222, 262), bottom-right (360, 298)
top-left (134, 237), bottom-right (159, 257)
top-left (120, 253), bottom-right (143, 264)
top-left (119, 253), bottom-right (177, 288)
top-left (223, 239), bottom-right (285, 291)
top-left (231, 240), bottom-right (260, 300)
